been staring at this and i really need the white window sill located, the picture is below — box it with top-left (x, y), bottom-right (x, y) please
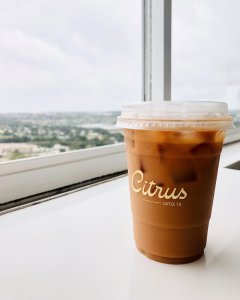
top-left (0, 141), bottom-right (239, 300)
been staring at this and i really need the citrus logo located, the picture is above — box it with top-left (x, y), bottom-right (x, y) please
top-left (131, 170), bottom-right (187, 200)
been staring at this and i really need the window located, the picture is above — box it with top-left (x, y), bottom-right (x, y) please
top-left (2, 0), bottom-right (239, 205)
top-left (172, 0), bottom-right (240, 128)
top-left (0, 0), bottom-right (142, 162)
top-left (143, 0), bottom-right (240, 145)
top-left (0, 0), bottom-right (142, 203)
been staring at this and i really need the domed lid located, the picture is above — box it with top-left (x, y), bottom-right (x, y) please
top-left (116, 101), bottom-right (233, 130)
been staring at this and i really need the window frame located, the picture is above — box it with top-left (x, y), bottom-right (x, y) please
top-left (143, 0), bottom-right (171, 102)
top-left (1, 0), bottom-right (239, 204)
top-left (143, 0), bottom-right (240, 141)
top-left (0, 1), bottom-right (144, 204)
top-left (0, 144), bottom-right (127, 203)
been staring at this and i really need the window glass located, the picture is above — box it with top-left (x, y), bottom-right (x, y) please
top-left (0, 0), bottom-right (142, 161)
top-left (172, 0), bottom-right (240, 127)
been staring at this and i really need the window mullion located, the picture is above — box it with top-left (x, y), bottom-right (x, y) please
top-left (143, 0), bottom-right (172, 102)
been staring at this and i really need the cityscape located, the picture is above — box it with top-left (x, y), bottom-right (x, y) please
top-left (0, 111), bottom-right (123, 161)
top-left (0, 110), bottom-right (239, 162)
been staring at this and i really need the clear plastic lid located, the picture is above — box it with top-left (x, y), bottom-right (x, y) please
top-left (116, 101), bottom-right (233, 130)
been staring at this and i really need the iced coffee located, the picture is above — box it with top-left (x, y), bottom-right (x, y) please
top-left (117, 101), bottom-right (233, 264)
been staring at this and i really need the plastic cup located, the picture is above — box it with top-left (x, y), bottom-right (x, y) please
top-left (117, 101), bottom-right (233, 264)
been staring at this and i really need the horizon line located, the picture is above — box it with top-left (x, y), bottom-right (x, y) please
top-left (0, 110), bottom-right (121, 114)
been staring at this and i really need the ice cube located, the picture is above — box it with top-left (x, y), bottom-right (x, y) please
top-left (139, 156), bottom-right (174, 187)
top-left (167, 131), bottom-right (205, 145)
top-left (168, 159), bottom-right (197, 184)
top-left (136, 130), bottom-right (167, 143)
top-left (190, 143), bottom-right (214, 156)
top-left (199, 131), bottom-right (216, 142)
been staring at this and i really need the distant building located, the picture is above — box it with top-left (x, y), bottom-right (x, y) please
top-left (52, 144), bottom-right (70, 152)
top-left (0, 143), bottom-right (40, 156)
top-left (38, 144), bottom-right (70, 157)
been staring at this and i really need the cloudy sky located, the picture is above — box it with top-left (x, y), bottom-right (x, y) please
top-left (0, 0), bottom-right (239, 112)
top-left (173, 0), bottom-right (240, 111)
top-left (0, 0), bottom-right (142, 112)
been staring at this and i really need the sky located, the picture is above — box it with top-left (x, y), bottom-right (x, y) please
top-left (0, 0), bottom-right (142, 112)
top-left (172, 0), bottom-right (240, 111)
top-left (0, 0), bottom-right (239, 113)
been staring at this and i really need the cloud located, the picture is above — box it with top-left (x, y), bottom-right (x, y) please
top-left (0, 0), bottom-right (142, 112)
top-left (1, 0), bottom-right (239, 113)
top-left (172, 0), bottom-right (240, 110)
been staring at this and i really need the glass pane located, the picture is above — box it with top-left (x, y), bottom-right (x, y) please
top-left (0, 0), bottom-right (142, 161)
top-left (172, 0), bottom-right (240, 128)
